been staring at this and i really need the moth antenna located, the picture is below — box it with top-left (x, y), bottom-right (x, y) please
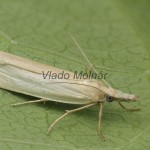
top-left (68, 33), bottom-right (110, 87)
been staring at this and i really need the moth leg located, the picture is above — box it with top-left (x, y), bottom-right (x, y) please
top-left (98, 103), bottom-right (105, 141)
top-left (118, 102), bottom-right (140, 111)
top-left (47, 103), bottom-right (97, 134)
top-left (11, 99), bottom-right (48, 106)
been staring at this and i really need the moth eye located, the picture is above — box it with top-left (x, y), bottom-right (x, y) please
top-left (106, 95), bottom-right (114, 102)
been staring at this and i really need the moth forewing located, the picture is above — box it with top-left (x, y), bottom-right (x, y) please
top-left (0, 51), bottom-right (105, 104)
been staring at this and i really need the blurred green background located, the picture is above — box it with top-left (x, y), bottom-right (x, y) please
top-left (0, 0), bottom-right (150, 150)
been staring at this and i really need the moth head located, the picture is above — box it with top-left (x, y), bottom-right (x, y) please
top-left (105, 88), bottom-right (139, 102)
top-left (106, 94), bottom-right (138, 102)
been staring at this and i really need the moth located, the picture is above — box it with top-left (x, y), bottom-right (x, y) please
top-left (0, 35), bottom-right (140, 141)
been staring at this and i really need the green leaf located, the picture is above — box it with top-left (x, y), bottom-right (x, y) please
top-left (0, 0), bottom-right (150, 150)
